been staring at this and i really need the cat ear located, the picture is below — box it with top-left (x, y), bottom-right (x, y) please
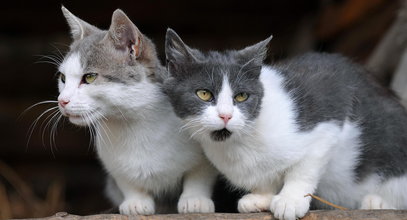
top-left (165, 28), bottom-right (200, 76)
top-left (236, 35), bottom-right (273, 67)
top-left (165, 28), bottom-right (198, 62)
top-left (105, 9), bottom-right (143, 58)
top-left (165, 28), bottom-right (199, 73)
top-left (61, 6), bottom-right (100, 41)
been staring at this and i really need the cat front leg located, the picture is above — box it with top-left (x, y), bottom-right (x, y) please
top-left (237, 178), bottom-right (281, 213)
top-left (271, 124), bottom-right (340, 220)
top-left (360, 194), bottom-right (395, 209)
top-left (271, 160), bottom-right (324, 220)
top-left (178, 159), bottom-right (217, 213)
top-left (238, 191), bottom-right (276, 213)
top-left (115, 177), bottom-right (155, 215)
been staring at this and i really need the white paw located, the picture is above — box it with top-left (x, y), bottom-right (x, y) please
top-left (238, 193), bottom-right (273, 213)
top-left (177, 195), bottom-right (215, 213)
top-left (119, 197), bottom-right (155, 215)
top-left (270, 194), bottom-right (310, 220)
top-left (361, 194), bottom-right (394, 209)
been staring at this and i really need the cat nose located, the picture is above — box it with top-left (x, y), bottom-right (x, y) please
top-left (219, 114), bottom-right (232, 124)
top-left (58, 99), bottom-right (70, 108)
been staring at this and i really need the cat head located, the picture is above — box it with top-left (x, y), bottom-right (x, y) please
top-left (164, 29), bottom-right (272, 142)
top-left (58, 7), bottom-right (164, 126)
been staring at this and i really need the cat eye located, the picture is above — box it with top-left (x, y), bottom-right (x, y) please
top-left (83, 73), bottom-right (98, 84)
top-left (196, 89), bottom-right (213, 102)
top-left (234, 92), bottom-right (249, 102)
top-left (60, 73), bottom-right (66, 83)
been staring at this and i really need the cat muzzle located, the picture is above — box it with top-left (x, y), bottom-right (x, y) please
top-left (210, 128), bottom-right (232, 141)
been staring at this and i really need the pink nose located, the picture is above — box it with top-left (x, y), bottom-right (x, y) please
top-left (219, 114), bottom-right (232, 124)
top-left (59, 100), bottom-right (69, 108)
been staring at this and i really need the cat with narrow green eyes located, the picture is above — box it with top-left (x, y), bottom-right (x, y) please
top-left (56, 7), bottom-right (217, 215)
top-left (59, 73), bottom-right (97, 85)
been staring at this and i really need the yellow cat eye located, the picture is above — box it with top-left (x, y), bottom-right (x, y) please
top-left (60, 73), bottom-right (66, 83)
top-left (196, 89), bottom-right (213, 102)
top-left (234, 92), bottom-right (249, 102)
top-left (83, 73), bottom-right (98, 84)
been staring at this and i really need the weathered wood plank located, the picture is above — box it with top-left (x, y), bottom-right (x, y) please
top-left (16, 210), bottom-right (407, 220)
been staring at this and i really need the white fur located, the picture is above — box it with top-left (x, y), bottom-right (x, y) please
top-left (361, 194), bottom-right (393, 209)
top-left (186, 66), bottom-right (407, 220)
top-left (238, 193), bottom-right (274, 213)
top-left (217, 75), bottom-right (234, 116)
top-left (58, 53), bottom-right (217, 215)
top-left (58, 53), bottom-right (98, 126)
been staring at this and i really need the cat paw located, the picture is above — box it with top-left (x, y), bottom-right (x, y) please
top-left (177, 195), bottom-right (215, 213)
top-left (360, 194), bottom-right (394, 209)
top-left (238, 193), bottom-right (273, 213)
top-left (119, 197), bottom-right (155, 215)
top-left (270, 194), bottom-right (310, 220)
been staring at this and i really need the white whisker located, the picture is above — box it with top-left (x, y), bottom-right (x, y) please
top-left (179, 118), bottom-right (201, 133)
top-left (189, 127), bottom-right (206, 140)
top-left (41, 109), bottom-right (60, 147)
top-left (48, 112), bottom-right (63, 158)
top-left (20, 100), bottom-right (58, 119)
top-left (26, 106), bottom-right (59, 150)
top-left (34, 54), bottom-right (63, 67)
top-left (50, 113), bottom-right (63, 151)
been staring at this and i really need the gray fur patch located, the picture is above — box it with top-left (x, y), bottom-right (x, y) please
top-left (277, 53), bottom-right (407, 181)
top-left (102, 75), bottom-right (127, 84)
top-left (128, 73), bottom-right (141, 82)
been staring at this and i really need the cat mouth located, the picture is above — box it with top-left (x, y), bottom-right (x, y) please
top-left (66, 113), bottom-right (81, 118)
top-left (65, 113), bottom-right (87, 120)
top-left (66, 113), bottom-right (87, 124)
top-left (63, 109), bottom-right (98, 119)
top-left (64, 111), bottom-right (99, 126)
top-left (210, 128), bottom-right (232, 141)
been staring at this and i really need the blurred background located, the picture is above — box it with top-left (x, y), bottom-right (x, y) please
top-left (0, 0), bottom-right (405, 218)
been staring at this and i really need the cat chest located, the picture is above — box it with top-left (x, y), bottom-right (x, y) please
top-left (96, 138), bottom-right (189, 182)
top-left (204, 143), bottom-right (277, 189)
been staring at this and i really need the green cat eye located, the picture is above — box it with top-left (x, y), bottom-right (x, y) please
top-left (196, 89), bottom-right (213, 102)
top-left (60, 73), bottom-right (66, 83)
top-left (234, 92), bottom-right (249, 102)
top-left (83, 73), bottom-right (98, 84)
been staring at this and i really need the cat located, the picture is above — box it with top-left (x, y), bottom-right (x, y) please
top-left (57, 7), bottom-right (217, 215)
top-left (163, 28), bottom-right (407, 220)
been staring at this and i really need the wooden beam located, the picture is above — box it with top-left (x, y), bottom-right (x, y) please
top-left (366, 0), bottom-right (407, 83)
top-left (18, 210), bottom-right (407, 220)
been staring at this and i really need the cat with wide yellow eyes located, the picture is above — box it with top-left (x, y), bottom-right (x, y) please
top-left (164, 28), bottom-right (407, 220)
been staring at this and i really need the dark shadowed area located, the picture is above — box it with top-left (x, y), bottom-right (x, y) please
top-left (0, 0), bottom-right (400, 218)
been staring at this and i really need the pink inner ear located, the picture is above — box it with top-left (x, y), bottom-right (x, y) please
top-left (132, 36), bottom-right (142, 58)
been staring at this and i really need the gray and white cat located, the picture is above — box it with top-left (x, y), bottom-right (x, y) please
top-left (57, 8), bottom-right (217, 215)
top-left (163, 29), bottom-right (407, 220)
